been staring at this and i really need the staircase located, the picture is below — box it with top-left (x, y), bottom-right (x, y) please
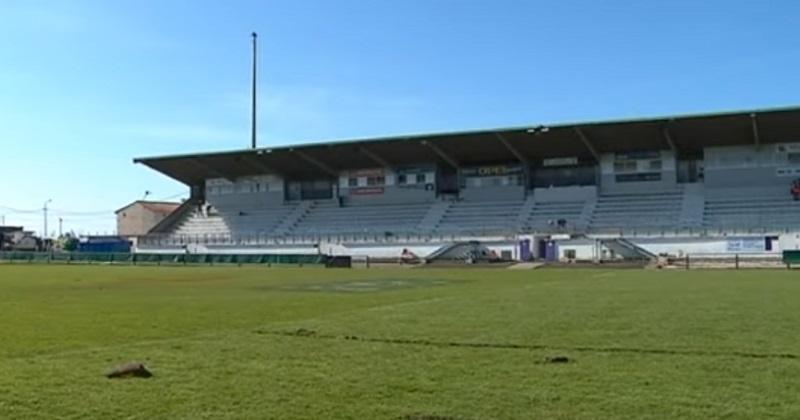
top-left (601, 238), bottom-right (657, 261)
top-left (418, 201), bottom-right (451, 234)
top-left (272, 201), bottom-right (313, 236)
top-left (148, 197), bottom-right (199, 234)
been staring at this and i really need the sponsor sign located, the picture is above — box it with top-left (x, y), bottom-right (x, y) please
top-left (461, 165), bottom-right (523, 177)
top-left (776, 167), bottom-right (800, 177)
top-left (348, 168), bottom-right (384, 178)
top-left (777, 143), bottom-right (800, 153)
top-left (726, 238), bottom-right (765, 253)
top-left (543, 157), bottom-right (578, 167)
top-left (349, 187), bottom-right (384, 196)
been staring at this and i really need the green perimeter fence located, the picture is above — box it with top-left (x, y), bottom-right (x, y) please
top-left (0, 252), bottom-right (328, 266)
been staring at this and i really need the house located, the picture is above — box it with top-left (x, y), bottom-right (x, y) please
top-left (116, 201), bottom-right (181, 238)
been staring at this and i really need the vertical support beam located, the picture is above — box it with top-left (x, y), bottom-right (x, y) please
top-left (574, 127), bottom-right (601, 161)
top-left (293, 149), bottom-right (338, 178)
top-left (750, 113), bottom-right (761, 148)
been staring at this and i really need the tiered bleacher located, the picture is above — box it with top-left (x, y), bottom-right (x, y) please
top-left (173, 211), bottom-right (229, 236)
top-left (432, 200), bottom-right (523, 235)
top-left (703, 187), bottom-right (800, 229)
top-left (522, 199), bottom-right (587, 231)
top-left (286, 200), bottom-right (431, 235)
top-left (590, 188), bottom-right (684, 230)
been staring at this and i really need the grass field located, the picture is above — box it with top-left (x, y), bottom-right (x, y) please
top-left (1, 265), bottom-right (799, 419)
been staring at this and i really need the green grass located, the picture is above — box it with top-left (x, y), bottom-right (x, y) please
top-left (1, 265), bottom-right (799, 419)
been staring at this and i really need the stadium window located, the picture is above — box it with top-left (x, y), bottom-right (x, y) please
top-left (416, 173), bottom-right (426, 184)
top-left (614, 160), bottom-right (637, 173)
top-left (377, 175), bottom-right (385, 185)
top-left (398, 174), bottom-right (407, 184)
top-left (348, 177), bottom-right (358, 187)
top-left (648, 160), bottom-right (662, 171)
top-left (788, 152), bottom-right (800, 164)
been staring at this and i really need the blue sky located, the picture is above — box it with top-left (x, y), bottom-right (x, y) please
top-left (1, 0), bottom-right (799, 235)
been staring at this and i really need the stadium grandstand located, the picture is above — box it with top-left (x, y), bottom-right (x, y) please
top-left (133, 106), bottom-right (800, 261)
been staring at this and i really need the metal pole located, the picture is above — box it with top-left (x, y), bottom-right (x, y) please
top-left (251, 32), bottom-right (258, 149)
top-left (59, 218), bottom-right (63, 238)
top-left (43, 199), bottom-right (52, 240)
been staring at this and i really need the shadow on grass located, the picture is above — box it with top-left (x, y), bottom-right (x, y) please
top-left (254, 328), bottom-right (799, 361)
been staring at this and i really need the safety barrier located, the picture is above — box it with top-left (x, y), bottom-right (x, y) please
top-left (0, 252), bottom-right (326, 266)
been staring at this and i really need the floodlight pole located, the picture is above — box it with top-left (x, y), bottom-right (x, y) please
top-left (251, 32), bottom-right (258, 149)
top-left (42, 199), bottom-right (52, 239)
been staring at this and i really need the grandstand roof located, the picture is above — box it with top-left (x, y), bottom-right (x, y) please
top-left (135, 105), bottom-right (800, 185)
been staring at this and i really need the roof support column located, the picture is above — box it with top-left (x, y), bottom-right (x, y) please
top-left (495, 133), bottom-right (529, 165)
top-left (661, 125), bottom-right (678, 154)
top-left (751, 113), bottom-right (761, 148)
top-left (421, 140), bottom-right (459, 169)
top-left (240, 154), bottom-right (280, 175)
top-left (495, 133), bottom-right (531, 190)
top-left (574, 127), bottom-right (601, 161)
top-left (359, 146), bottom-right (391, 167)
top-left (187, 158), bottom-right (236, 183)
top-left (293, 149), bottom-right (338, 178)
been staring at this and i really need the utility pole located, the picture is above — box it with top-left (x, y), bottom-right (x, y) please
top-left (43, 199), bottom-right (52, 239)
top-left (251, 31), bottom-right (258, 149)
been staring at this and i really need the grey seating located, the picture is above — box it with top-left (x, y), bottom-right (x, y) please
top-left (703, 187), bottom-right (800, 229)
top-left (432, 200), bottom-right (523, 235)
top-left (288, 200), bottom-right (431, 235)
top-left (590, 188), bottom-right (684, 230)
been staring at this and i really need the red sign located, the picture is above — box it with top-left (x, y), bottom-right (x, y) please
top-left (349, 187), bottom-right (385, 196)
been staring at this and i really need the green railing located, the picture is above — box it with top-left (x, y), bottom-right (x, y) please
top-left (0, 252), bottom-right (326, 266)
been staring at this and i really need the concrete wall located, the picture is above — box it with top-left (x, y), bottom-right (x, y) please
top-left (704, 144), bottom-right (800, 189)
top-left (461, 185), bottom-right (525, 202)
top-left (556, 238), bottom-right (598, 261)
top-left (206, 176), bottom-right (285, 209)
top-left (532, 185), bottom-right (597, 202)
top-left (599, 150), bottom-right (678, 192)
top-left (630, 236), bottom-right (775, 256)
top-left (344, 185), bottom-right (436, 205)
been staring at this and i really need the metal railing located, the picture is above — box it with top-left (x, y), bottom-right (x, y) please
top-left (136, 224), bottom-right (799, 249)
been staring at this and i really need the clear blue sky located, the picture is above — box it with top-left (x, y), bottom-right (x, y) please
top-left (1, 0), bottom-right (799, 235)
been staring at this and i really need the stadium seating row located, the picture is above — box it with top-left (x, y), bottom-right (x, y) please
top-left (160, 185), bottom-right (800, 243)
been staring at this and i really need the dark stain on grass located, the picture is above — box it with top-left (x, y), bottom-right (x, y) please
top-left (254, 329), bottom-right (799, 361)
